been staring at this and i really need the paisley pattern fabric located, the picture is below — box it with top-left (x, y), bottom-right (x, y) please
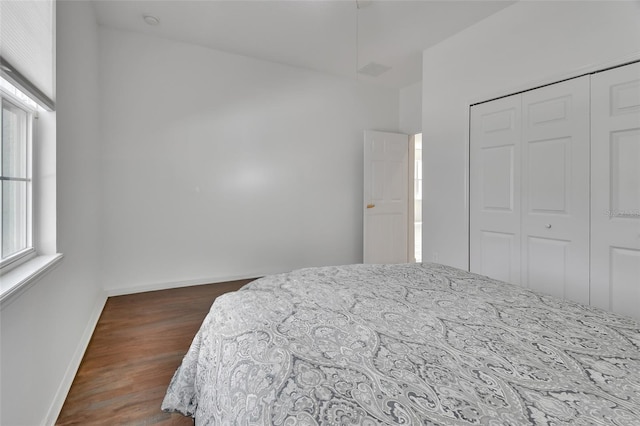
top-left (162, 263), bottom-right (640, 425)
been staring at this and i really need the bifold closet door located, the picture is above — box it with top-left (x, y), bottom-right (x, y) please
top-left (520, 76), bottom-right (590, 304)
top-left (471, 77), bottom-right (590, 303)
top-left (590, 62), bottom-right (640, 320)
top-left (470, 94), bottom-right (521, 284)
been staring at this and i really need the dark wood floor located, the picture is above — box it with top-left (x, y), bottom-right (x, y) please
top-left (56, 279), bottom-right (255, 425)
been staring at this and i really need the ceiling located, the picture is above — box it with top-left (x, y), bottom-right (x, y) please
top-left (92, 0), bottom-right (516, 89)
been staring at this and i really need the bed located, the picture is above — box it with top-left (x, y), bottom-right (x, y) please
top-left (162, 263), bottom-right (640, 425)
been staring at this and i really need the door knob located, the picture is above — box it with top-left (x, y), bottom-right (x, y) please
top-left (545, 224), bottom-right (552, 229)
top-left (366, 204), bottom-right (375, 209)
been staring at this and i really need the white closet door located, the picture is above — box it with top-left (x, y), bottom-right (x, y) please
top-left (470, 95), bottom-right (521, 284)
top-left (591, 62), bottom-right (640, 320)
top-left (521, 76), bottom-right (590, 304)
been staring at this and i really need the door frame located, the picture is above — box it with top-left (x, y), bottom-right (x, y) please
top-left (408, 134), bottom-right (416, 263)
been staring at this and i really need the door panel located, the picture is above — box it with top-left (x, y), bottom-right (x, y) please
top-left (526, 236), bottom-right (570, 299)
top-left (481, 145), bottom-right (515, 210)
top-left (479, 231), bottom-right (517, 283)
top-left (470, 95), bottom-right (521, 284)
top-left (521, 76), bottom-right (590, 304)
top-left (527, 137), bottom-right (569, 213)
top-left (610, 247), bottom-right (640, 319)
top-left (365, 213), bottom-right (406, 264)
top-left (363, 130), bottom-right (409, 264)
top-left (591, 62), bottom-right (640, 321)
top-left (611, 129), bottom-right (640, 213)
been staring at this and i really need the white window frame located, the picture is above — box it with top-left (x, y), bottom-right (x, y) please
top-left (0, 78), bottom-right (62, 307)
top-left (1, 88), bottom-right (37, 272)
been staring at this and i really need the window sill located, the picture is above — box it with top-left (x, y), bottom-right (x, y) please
top-left (0, 253), bottom-right (63, 308)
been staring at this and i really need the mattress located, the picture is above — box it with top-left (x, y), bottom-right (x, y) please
top-left (162, 263), bottom-right (640, 425)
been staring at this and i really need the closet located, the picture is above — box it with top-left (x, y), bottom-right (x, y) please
top-left (470, 61), bottom-right (640, 320)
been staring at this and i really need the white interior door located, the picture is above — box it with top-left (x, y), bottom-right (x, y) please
top-left (590, 62), bottom-right (640, 320)
top-left (363, 130), bottom-right (409, 264)
top-left (521, 76), bottom-right (590, 304)
top-left (470, 94), bottom-right (522, 284)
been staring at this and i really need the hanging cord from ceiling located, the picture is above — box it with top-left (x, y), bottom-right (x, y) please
top-left (355, 0), bottom-right (360, 77)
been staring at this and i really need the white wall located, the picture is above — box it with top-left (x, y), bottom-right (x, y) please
top-left (399, 81), bottom-right (422, 135)
top-left (99, 28), bottom-right (399, 294)
top-left (421, 0), bottom-right (640, 269)
top-left (0, 2), bottom-right (105, 425)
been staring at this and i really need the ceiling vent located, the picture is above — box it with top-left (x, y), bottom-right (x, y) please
top-left (357, 62), bottom-right (392, 77)
top-left (356, 0), bottom-right (373, 9)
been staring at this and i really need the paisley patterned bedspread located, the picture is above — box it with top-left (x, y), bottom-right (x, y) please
top-left (162, 263), bottom-right (640, 425)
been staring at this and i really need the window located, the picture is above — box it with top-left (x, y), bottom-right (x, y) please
top-left (0, 0), bottom-right (57, 302)
top-left (1, 85), bottom-right (35, 270)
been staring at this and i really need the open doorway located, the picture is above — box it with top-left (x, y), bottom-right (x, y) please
top-left (413, 134), bottom-right (422, 262)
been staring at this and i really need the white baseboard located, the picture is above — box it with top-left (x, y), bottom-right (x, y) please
top-left (44, 291), bottom-right (108, 426)
top-left (104, 268), bottom-right (288, 297)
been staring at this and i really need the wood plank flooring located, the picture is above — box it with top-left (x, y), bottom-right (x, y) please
top-left (56, 279), bottom-right (255, 425)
